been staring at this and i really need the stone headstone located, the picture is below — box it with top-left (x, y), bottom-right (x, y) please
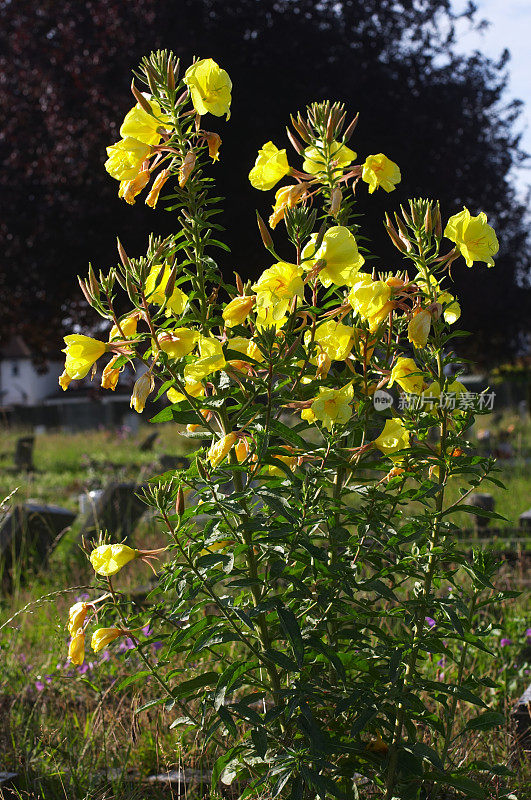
top-left (77, 482), bottom-right (147, 541)
top-left (139, 432), bottom-right (158, 452)
top-left (511, 683), bottom-right (531, 754)
top-left (0, 503), bottom-right (76, 587)
top-left (519, 509), bottom-right (531, 531)
top-left (464, 492), bottom-right (495, 535)
top-left (158, 454), bottom-right (190, 472)
top-left (13, 436), bottom-right (34, 471)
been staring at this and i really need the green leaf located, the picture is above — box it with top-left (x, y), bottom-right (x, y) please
top-left (251, 727), bottom-right (268, 758)
top-left (463, 710), bottom-right (505, 732)
top-left (278, 607), bottom-right (305, 668)
top-left (115, 670), bottom-right (151, 691)
top-left (173, 671), bottom-right (219, 698)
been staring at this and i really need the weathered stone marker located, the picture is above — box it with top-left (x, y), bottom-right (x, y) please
top-left (139, 431), bottom-right (158, 452)
top-left (0, 503), bottom-right (76, 589)
top-left (158, 454), bottom-right (190, 472)
top-left (464, 492), bottom-right (495, 536)
top-left (519, 508), bottom-right (531, 531)
top-left (13, 436), bottom-right (35, 471)
top-left (77, 482), bottom-right (147, 541)
top-left (511, 683), bottom-right (531, 755)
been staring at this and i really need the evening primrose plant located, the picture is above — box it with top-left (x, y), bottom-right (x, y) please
top-left (58, 50), bottom-right (514, 800)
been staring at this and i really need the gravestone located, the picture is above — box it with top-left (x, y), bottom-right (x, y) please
top-left (511, 683), bottom-right (531, 755)
top-left (158, 454), bottom-right (190, 472)
top-left (139, 431), bottom-right (158, 452)
top-left (13, 436), bottom-right (35, 471)
top-left (519, 509), bottom-right (531, 531)
top-left (464, 492), bottom-right (495, 536)
top-left (77, 482), bottom-right (147, 541)
top-left (0, 503), bottom-right (76, 589)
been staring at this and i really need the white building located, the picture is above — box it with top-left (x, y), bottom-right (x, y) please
top-left (0, 336), bottom-right (64, 406)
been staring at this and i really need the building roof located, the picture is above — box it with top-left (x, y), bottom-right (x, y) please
top-left (0, 336), bottom-right (32, 359)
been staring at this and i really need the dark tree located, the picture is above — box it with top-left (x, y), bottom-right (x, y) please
top-left (0, 0), bottom-right (528, 364)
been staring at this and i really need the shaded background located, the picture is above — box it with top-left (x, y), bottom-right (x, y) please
top-left (0, 0), bottom-right (529, 365)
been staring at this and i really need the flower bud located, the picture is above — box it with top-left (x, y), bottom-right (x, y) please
top-left (130, 372), bottom-right (154, 413)
top-left (175, 486), bottom-right (185, 516)
top-left (330, 187), bottom-right (342, 218)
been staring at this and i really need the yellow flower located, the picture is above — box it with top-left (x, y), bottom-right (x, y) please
top-left (184, 335), bottom-right (226, 383)
top-left (422, 379), bottom-right (466, 409)
top-left (255, 307), bottom-right (287, 331)
top-left (438, 291), bottom-right (461, 325)
top-left (90, 544), bottom-right (139, 576)
top-left (109, 311), bottom-right (141, 341)
top-left (308, 320), bottom-right (355, 361)
top-left (301, 407), bottom-right (317, 424)
top-left (101, 356), bottom-right (121, 391)
top-left (269, 183), bottom-right (308, 228)
top-left (222, 296), bottom-right (255, 328)
top-left (302, 226), bottom-right (365, 287)
top-left (105, 137), bottom-right (151, 182)
top-left (130, 372), bottom-right (154, 413)
top-left (407, 309), bottom-right (432, 349)
top-left (145, 168), bottom-right (171, 209)
top-left (68, 602), bottom-right (88, 636)
top-left (362, 154), bottom-right (401, 194)
top-left (311, 383), bottom-right (354, 430)
top-left (348, 274), bottom-right (392, 322)
top-left (261, 452), bottom-right (297, 477)
top-left (234, 437), bottom-right (251, 463)
top-left (91, 628), bottom-right (125, 653)
top-left (389, 357), bottom-right (424, 395)
top-left (208, 432), bottom-right (238, 468)
top-left (145, 264), bottom-right (189, 315)
top-left (118, 168), bottom-right (150, 205)
top-left (184, 58), bottom-right (232, 118)
top-left (252, 262), bottom-right (304, 321)
top-left (167, 381), bottom-right (205, 404)
top-left (68, 629), bottom-right (85, 666)
top-left (120, 97), bottom-right (172, 146)
top-left (158, 328), bottom-right (199, 359)
top-left (374, 418), bottom-right (410, 456)
top-left (302, 140), bottom-right (356, 175)
top-left (444, 207), bottom-right (499, 267)
top-left (62, 335), bottom-right (107, 380)
top-left (249, 142), bottom-right (291, 191)
top-left (227, 336), bottom-right (264, 367)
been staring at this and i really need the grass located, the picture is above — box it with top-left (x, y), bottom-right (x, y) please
top-left (0, 414), bottom-right (530, 799)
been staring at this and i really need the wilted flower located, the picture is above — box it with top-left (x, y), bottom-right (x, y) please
top-left (145, 168), bottom-right (171, 209)
top-left (68, 629), bottom-right (85, 666)
top-left (208, 432), bottom-right (238, 468)
top-left (91, 628), bottom-right (126, 653)
top-left (68, 602), bottom-right (88, 635)
top-left (130, 372), bottom-right (154, 413)
top-left (408, 309), bottom-right (432, 349)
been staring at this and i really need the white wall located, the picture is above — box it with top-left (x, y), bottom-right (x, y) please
top-left (0, 359), bottom-right (64, 406)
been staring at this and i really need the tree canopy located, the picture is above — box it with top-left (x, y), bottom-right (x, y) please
top-left (0, 0), bottom-right (528, 364)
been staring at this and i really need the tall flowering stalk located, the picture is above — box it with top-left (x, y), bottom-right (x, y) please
top-left (59, 51), bottom-right (511, 800)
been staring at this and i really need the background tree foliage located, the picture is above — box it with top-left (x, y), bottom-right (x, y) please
top-left (0, 0), bottom-right (529, 364)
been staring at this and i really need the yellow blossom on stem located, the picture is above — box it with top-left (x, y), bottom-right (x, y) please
top-left (222, 296), bottom-right (255, 327)
top-left (308, 320), bottom-right (355, 362)
top-left (252, 262), bottom-right (304, 321)
top-left (361, 154), bottom-right (401, 194)
top-left (145, 168), bottom-right (171, 209)
top-left (374, 418), bottom-right (410, 456)
top-left (68, 602), bottom-right (88, 636)
top-left (101, 356), bottom-right (121, 391)
top-left (208, 432), bottom-right (238, 468)
top-left (348, 274), bottom-right (392, 322)
top-left (145, 264), bottom-right (188, 315)
top-left (120, 97), bottom-right (172, 145)
top-left (130, 372), bottom-right (154, 413)
top-left (184, 335), bottom-right (226, 383)
top-left (91, 628), bottom-right (126, 653)
top-left (227, 336), bottom-right (264, 368)
top-left (438, 291), bottom-right (461, 325)
top-left (90, 543), bottom-right (139, 576)
top-left (269, 183), bottom-right (308, 228)
top-left (302, 226), bottom-right (364, 287)
top-left (184, 58), bottom-right (232, 118)
top-left (167, 381), bottom-right (205, 405)
top-left (302, 140), bottom-right (356, 175)
top-left (62, 335), bottom-right (107, 381)
top-left (407, 309), bottom-right (432, 349)
top-left (105, 137), bottom-right (152, 182)
top-left (249, 142), bottom-right (291, 191)
top-left (301, 407), bottom-right (317, 424)
top-left (311, 383), bottom-right (354, 430)
top-left (389, 357), bottom-right (424, 395)
top-left (158, 328), bottom-right (199, 359)
top-left (234, 437), bottom-right (251, 463)
top-left (109, 311), bottom-right (141, 341)
top-left (68, 629), bottom-right (85, 666)
top-left (444, 207), bottom-right (499, 267)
